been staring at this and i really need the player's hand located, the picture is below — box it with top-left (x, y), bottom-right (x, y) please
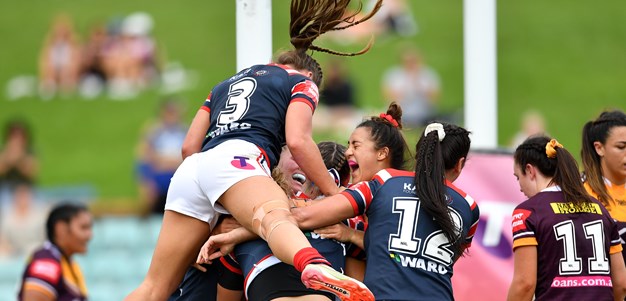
top-left (314, 223), bottom-right (355, 243)
top-left (191, 262), bottom-right (208, 272)
top-left (211, 216), bottom-right (241, 236)
top-left (196, 232), bottom-right (237, 264)
top-left (291, 198), bottom-right (311, 208)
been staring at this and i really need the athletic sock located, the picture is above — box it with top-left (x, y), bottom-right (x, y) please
top-left (293, 247), bottom-right (331, 272)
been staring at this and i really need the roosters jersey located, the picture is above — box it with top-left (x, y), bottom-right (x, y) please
top-left (234, 233), bottom-right (345, 299)
top-left (18, 241), bottom-right (88, 301)
top-left (511, 187), bottom-right (622, 301)
top-left (200, 64), bottom-right (319, 167)
top-left (341, 169), bottom-right (480, 301)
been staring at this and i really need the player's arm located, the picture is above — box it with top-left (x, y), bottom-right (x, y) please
top-left (610, 251), bottom-right (626, 300)
top-left (314, 223), bottom-right (365, 249)
top-left (506, 246), bottom-right (537, 301)
top-left (285, 101), bottom-right (339, 196)
top-left (197, 227), bottom-right (257, 263)
top-left (291, 194), bottom-right (355, 230)
top-left (21, 259), bottom-right (61, 301)
top-left (21, 290), bottom-right (55, 301)
top-left (181, 108), bottom-right (211, 159)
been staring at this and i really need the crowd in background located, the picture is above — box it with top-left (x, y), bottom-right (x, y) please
top-left (38, 12), bottom-right (159, 100)
top-left (4, 1), bottom-right (625, 301)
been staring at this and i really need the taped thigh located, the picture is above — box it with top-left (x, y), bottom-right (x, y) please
top-left (252, 200), bottom-right (292, 240)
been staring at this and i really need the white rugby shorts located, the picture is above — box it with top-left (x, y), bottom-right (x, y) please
top-left (164, 139), bottom-right (271, 227)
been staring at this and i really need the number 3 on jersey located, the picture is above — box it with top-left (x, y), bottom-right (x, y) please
top-left (217, 78), bottom-right (256, 126)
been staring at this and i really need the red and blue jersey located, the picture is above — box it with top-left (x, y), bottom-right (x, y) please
top-left (341, 168), bottom-right (480, 301)
top-left (18, 241), bottom-right (88, 301)
top-left (200, 64), bottom-right (319, 167)
top-left (511, 187), bottom-right (622, 301)
top-left (234, 233), bottom-right (345, 299)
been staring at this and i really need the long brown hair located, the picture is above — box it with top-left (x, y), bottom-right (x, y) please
top-left (414, 122), bottom-right (471, 257)
top-left (581, 110), bottom-right (626, 206)
top-left (516, 135), bottom-right (592, 207)
top-left (277, 0), bottom-right (383, 86)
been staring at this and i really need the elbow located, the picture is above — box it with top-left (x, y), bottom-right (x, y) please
top-left (615, 281), bottom-right (626, 298)
top-left (508, 277), bottom-right (535, 301)
top-left (181, 142), bottom-right (198, 159)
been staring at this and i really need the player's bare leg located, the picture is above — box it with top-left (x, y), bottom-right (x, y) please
top-left (124, 211), bottom-right (212, 301)
top-left (219, 176), bottom-right (374, 301)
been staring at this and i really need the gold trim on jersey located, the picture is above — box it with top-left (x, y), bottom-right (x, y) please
top-left (549, 202), bottom-right (602, 215)
top-left (513, 237), bottom-right (538, 250)
top-left (60, 257), bottom-right (88, 296)
top-left (610, 244), bottom-right (623, 255)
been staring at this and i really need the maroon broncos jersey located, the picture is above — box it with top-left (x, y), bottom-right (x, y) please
top-left (512, 187), bottom-right (622, 300)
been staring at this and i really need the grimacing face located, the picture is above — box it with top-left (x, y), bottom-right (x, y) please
top-left (278, 148), bottom-right (305, 195)
top-left (346, 127), bottom-right (383, 184)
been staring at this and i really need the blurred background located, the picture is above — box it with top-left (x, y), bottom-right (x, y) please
top-left (0, 0), bottom-right (624, 300)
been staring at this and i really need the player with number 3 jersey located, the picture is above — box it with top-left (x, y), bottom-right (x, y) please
top-left (125, 1), bottom-right (383, 300)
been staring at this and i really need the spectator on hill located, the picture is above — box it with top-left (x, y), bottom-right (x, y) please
top-left (0, 183), bottom-right (46, 258)
top-left (382, 45), bottom-right (440, 128)
top-left (509, 110), bottom-right (548, 149)
top-left (38, 13), bottom-right (82, 100)
top-left (79, 23), bottom-right (112, 99)
top-left (313, 58), bottom-right (361, 136)
top-left (0, 119), bottom-right (38, 205)
top-left (104, 12), bottom-right (159, 100)
top-left (136, 98), bottom-right (188, 214)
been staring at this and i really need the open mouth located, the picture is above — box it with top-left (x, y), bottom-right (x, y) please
top-left (292, 173), bottom-right (306, 184)
top-left (348, 160), bottom-right (359, 171)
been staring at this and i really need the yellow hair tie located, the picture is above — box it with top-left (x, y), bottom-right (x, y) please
top-left (545, 139), bottom-right (563, 158)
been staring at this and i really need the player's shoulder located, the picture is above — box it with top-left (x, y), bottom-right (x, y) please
top-left (30, 242), bottom-right (61, 262)
top-left (445, 180), bottom-right (478, 212)
top-left (373, 168), bottom-right (414, 184)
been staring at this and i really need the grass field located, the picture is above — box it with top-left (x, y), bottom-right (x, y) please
top-left (0, 0), bottom-right (624, 211)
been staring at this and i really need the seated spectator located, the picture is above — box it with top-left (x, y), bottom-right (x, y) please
top-left (0, 183), bottom-right (46, 258)
top-left (79, 23), bottom-right (112, 99)
top-left (0, 118), bottom-right (38, 204)
top-left (321, 0), bottom-right (417, 44)
top-left (38, 13), bottom-right (82, 99)
top-left (103, 12), bottom-right (158, 99)
top-left (509, 109), bottom-right (548, 148)
top-left (136, 98), bottom-right (188, 214)
top-left (313, 58), bottom-right (362, 136)
top-left (382, 45), bottom-right (440, 127)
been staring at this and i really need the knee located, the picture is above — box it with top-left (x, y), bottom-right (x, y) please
top-left (252, 200), bottom-right (296, 240)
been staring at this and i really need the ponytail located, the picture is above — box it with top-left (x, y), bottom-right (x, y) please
top-left (515, 136), bottom-right (591, 207)
top-left (581, 110), bottom-right (626, 206)
top-left (414, 122), bottom-right (470, 257)
top-left (278, 0), bottom-right (383, 86)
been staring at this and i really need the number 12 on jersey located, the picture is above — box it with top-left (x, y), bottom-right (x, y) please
top-left (388, 197), bottom-right (462, 266)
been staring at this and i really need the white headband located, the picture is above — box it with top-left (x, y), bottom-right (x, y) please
top-left (424, 123), bottom-right (446, 141)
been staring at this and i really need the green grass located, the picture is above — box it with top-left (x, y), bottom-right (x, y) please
top-left (0, 0), bottom-right (624, 210)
